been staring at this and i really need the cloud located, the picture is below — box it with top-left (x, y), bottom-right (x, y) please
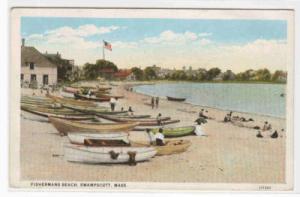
top-left (45, 24), bottom-right (120, 38)
top-left (143, 30), bottom-right (198, 44)
top-left (198, 32), bottom-right (212, 37)
top-left (112, 41), bottom-right (138, 49)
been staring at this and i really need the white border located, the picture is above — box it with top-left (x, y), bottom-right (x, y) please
top-left (2, 0), bottom-right (300, 195)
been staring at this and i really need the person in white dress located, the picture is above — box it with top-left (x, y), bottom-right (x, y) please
top-left (194, 117), bottom-right (208, 136)
top-left (154, 128), bottom-right (165, 146)
top-left (110, 97), bottom-right (117, 111)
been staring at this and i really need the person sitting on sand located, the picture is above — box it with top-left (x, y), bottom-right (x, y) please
top-left (199, 109), bottom-right (208, 119)
top-left (270, 130), bottom-right (278, 138)
top-left (224, 112), bottom-right (233, 122)
top-left (256, 131), bottom-right (263, 138)
top-left (194, 117), bottom-right (208, 136)
top-left (154, 128), bottom-right (165, 146)
top-left (156, 113), bottom-right (163, 125)
top-left (262, 121), bottom-right (272, 132)
top-left (128, 106), bottom-right (134, 115)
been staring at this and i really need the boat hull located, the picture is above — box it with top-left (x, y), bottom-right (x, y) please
top-left (64, 144), bottom-right (157, 164)
top-left (68, 132), bottom-right (130, 145)
top-left (166, 96), bottom-right (186, 102)
top-left (49, 117), bottom-right (138, 135)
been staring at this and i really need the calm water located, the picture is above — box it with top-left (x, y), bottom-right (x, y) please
top-left (133, 82), bottom-right (286, 118)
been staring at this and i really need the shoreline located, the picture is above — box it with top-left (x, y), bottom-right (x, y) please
top-left (20, 82), bottom-right (287, 183)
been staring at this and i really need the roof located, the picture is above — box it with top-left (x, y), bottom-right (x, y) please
top-left (114, 70), bottom-right (132, 78)
top-left (21, 46), bottom-right (57, 68)
top-left (100, 68), bottom-right (115, 73)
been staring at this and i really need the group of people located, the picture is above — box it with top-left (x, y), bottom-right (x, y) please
top-left (151, 97), bottom-right (160, 109)
top-left (256, 121), bottom-right (281, 139)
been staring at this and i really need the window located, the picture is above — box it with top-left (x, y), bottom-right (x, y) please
top-left (30, 74), bottom-right (36, 82)
top-left (30, 62), bottom-right (35, 70)
top-left (43, 75), bottom-right (48, 85)
top-left (21, 74), bottom-right (24, 80)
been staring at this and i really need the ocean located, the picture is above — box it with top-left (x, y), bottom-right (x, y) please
top-left (133, 82), bottom-right (286, 118)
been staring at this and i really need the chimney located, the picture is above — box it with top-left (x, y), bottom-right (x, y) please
top-left (21, 38), bottom-right (25, 47)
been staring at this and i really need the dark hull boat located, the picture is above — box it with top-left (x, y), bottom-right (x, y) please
top-left (166, 96), bottom-right (186, 102)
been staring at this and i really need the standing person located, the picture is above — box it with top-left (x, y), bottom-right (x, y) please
top-left (155, 97), bottom-right (159, 108)
top-left (110, 97), bottom-right (117, 111)
top-left (154, 128), bottom-right (165, 146)
top-left (156, 113), bottom-right (163, 125)
top-left (151, 97), bottom-right (155, 109)
top-left (128, 106), bottom-right (134, 115)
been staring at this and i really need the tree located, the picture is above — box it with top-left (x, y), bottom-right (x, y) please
top-left (207, 67), bottom-right (221, 80)
top-left (144, 67), bottom-right (157, 80)
top-left (236, 69), bottom-right (255, 81)
top-left (83, 63), bottom-right (98, 80)
top-left (222, 70), bottom-right (236, 81)
top-left (272, 70), bottom-right (286, 82)
top-left (255, 68), bottom-right (271, 81)
top-left (131, 67), bottom-right (144, 80)
top-left (95, 59), bottom-right (118, 72)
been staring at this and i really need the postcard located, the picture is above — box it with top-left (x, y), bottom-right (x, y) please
top-left (9, 8), bottom-right (294, 191)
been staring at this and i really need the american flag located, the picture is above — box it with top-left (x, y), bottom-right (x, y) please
top-left (103, 40), bottom-right (112, 51)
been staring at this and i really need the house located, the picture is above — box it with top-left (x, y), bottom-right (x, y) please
top-left (21, 39), bottom-right (57, 87)
top-left (114, 69), bottom-right (135, 81)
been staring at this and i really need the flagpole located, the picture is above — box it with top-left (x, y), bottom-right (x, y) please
top-left (102, 46), bottom-right (105, 60)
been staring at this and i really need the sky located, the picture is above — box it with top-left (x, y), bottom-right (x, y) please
top-left (21, 17), bottom-right (288, 72)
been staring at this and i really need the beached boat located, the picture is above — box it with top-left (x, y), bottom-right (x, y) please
top-left (64, 144), bottom-right (156, 164)
top-left (96, 114), bottom-right (171, 123)
top-left (21, 107), bottom-right (95, 120)
top-left (150, 126), bottom-right (196, 137)
top-left (49, 117), bottom-right (138, 135)
top-left (47, 94), bottom-right (97, 107)
top-left (63, 87), bottom-right (80, 94)
top-left (115, 114), bottom-right (151, 119)
top-left (22, 109), bottom-right (95, 122)
top-left (60, 90), bottom-right (75, 98)
top-left (94, 93), bottom-right (124, 99)
top-left (132, 139), bottom-right (191, 156)
top-left (139, 119), bottom-right (180, 126)
top-left (63, 103), bottom-right (126, 115)
top-left (74, 93), bottom-right (110, 102)
top-left (21, 105), bottom-right (84, 115)
top-left (166, 96), bottom-right (186, 102)
top-left (67, 132), bottom-right (130, 145)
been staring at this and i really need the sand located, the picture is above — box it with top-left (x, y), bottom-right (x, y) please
top-left (20, 82), bottom-right (286, 183)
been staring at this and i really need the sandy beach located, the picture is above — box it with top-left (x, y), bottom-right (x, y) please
top-left (20, 81), bottom-right (286, 183)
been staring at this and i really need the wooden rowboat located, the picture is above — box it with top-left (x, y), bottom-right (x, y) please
top-left (132, 140), bottom-right (191, 156)
top-left (64, 144), bottom-right (156, 164)
top-left (21, 109), bottom-right (95, 121)
top-left (96, 114), bottom-right (171, 123)
top-left (63, 87), bottom-right (80, 94)
top-left (47, 94), bottom-right (97, 107)
top-left (74, 93), bottom-right (110, 102)
top-left (21, 105), bottom-right (85, 116)
top-left (63, 103), bottom-right (126, 115)
top-left (67, 132), bottom-right (130, 145)
top-left (166, 96), bottom-right (186, 102)
top-left (151, 126), bottom-right (196, 138)
top-left (49, 117), bottom-right (138, 135)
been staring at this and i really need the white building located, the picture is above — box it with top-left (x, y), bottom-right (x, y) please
top-left (21, 40), bottom-right (57, 87)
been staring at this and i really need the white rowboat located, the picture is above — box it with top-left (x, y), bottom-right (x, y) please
top-left (67, 132), bottom-right (130, 145)
top-left (64, 144), bottom-right (157, 164)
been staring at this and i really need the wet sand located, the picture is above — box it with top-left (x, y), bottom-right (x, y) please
top-left (20, 81), bottom-right (286, 183)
